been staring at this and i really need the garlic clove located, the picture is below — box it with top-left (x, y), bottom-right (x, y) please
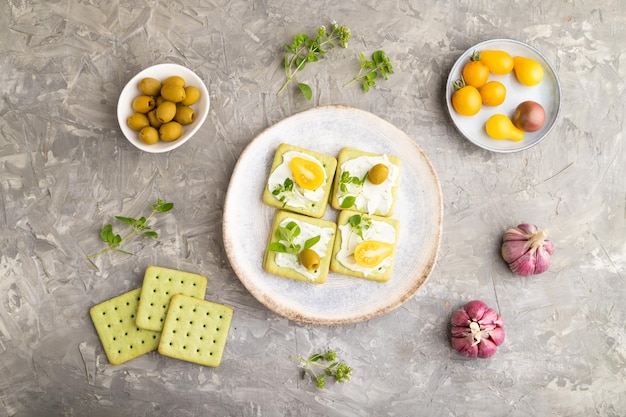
top-left (508, 250), bottom-right (537, 276)
top-left (534, 245), bottom-right (553, 274)
top-left (488, 327), bottom-right (506, 346)
top-left (464, 300), bottom-right (489, 321)
top-left (477, 337), bottom-right (498, 358)
top-left (451, 326), bottom-right (471, 338)
top-left (501, 239), bottom-right (532, 262)
top-left (451, 336), bottom-right (479, 357)
top-left (479, 307), bottom-right (500, 325)
top-left (451, 309), bottom-right (471, 327)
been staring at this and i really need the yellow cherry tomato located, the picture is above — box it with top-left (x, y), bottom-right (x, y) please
top-left (462, 51), bottom-right (490, 88)
top-left (353, 240), bottom-right (394, 268)
top-left (513, 56), bottom-right (544, 86)
top-left (479, 80), bottom-right (507, 106)
top-left (451, 79), bottom-right (482, 116)
top-left (289, 157), bottom-right (325, 190)
top-left (485, 114), bottom-right (524, 141)
top-left (479, 50), bottom-right (514, 75)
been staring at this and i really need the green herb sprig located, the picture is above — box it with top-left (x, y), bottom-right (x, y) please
top-left (348, 214), bottom-right (371, 239)
top-left (87, 199), bottom-right (173, 260)
top-left (268, 221), bottom-right (320, 255)
top-left (272, 178), bottom-right (294, 207)
top-left (291, 350), bottom-right (353, 389)
top-left (339, 170), bottom-right (367, 209)
top-left (344, 50), bottom-right (394, 92)
top-left (277, 22), bottom-right (352, 99)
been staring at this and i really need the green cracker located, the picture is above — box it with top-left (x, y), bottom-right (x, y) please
top-left (90, 288), bottom-right (161, 365)
top-left (262, 143), bottom-right (337, 218)
top-left (331, 147), bottom-right (402, 217)
top-left (263, 210), bottom-right (337, 284)
top-left (330, 209), bottom-right (400, 282)
top-left (136, 266), bottom-right (208, 332)
top-left (158, 294), bottom-right (233, 367)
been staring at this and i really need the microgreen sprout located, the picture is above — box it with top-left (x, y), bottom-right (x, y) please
top-left (268, 221), bottom-right (320, 255)
top-left (344, 50), bottom-right (394, 92)
top-left (87, 199), bottom-right (173, 261)
top-left (348, 214), bottom-right (371, 240)
top-left (291, 350), bottom-right (353, 389)
top-left (272, 178), bottom-right (294, 207)
top-left (277, 22), bottom-right (352, 99)
top-left (338, 170), bottom-right (367, 209)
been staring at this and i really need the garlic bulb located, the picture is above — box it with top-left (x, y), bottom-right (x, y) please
top-left (450, 300), bottom-right (505, 359)
top-left (501, 223), bottom-right (554, 276)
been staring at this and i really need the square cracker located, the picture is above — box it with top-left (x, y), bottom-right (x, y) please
top-left (263, 210), bottom-right (337, 284)
top-left (331, 147), bottom-right (401, 217)
top-left (136, 266), bottom-right (208, 332)
top-left (158, 294), bottom-right (233, 367)
top-left (90, 288), bottom-right (161, 365)
top-left (262, 143), bottom-right (337, 218)
top-left (330, 209), bottom-right (400, 282)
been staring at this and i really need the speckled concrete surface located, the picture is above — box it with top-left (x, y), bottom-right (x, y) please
top-left (1, 1), bottom-right (624, 416)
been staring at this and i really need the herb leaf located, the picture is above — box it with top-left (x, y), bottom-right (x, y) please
top-left (344, 50), bottom-right (394, 92)
top-left (348, 214), bottom-right (371, 239)
top-left (269, 222), bottom-right (321, 259)
top-left (87, 198), bottom-right (174, 261)
top-left (277, 22), bottom-right (352, 98)
top-left (338, 170), bottom-right (367, 209)
top-left (291, 350), bottom-right (353, 389)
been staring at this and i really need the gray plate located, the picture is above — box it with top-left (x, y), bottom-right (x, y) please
top-left (222, 106), bottom-right (443, 325)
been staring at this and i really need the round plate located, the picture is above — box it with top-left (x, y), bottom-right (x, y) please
top-left (222, 106), bottom-right (443, 325)
top-left (445, 39), bottom-right (561, 153)
top-left (117, 63), bottom-right (210, 153)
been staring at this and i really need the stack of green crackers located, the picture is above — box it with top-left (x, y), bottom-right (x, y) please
top-left (89, 266), bottom-right (233, 367)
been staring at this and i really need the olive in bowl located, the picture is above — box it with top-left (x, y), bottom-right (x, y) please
top-left (117, 63), bottom-right (210, 153)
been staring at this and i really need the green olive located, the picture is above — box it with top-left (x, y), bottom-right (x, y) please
top-left (160, 84), bottom-right (186, 103)
top-left (159, 121), bottom-right (183, 142)
top-left (174, 106), bottom-right (195, 125)
top-left (299, 249), bottom-right (320, 271)
top-left (147, 109), bottom-right (162, 128)
top-left (155, 101), bottom-right (177, 123)
top-left (155, 95), bottom-right (167, 107)
top-left (181, 86), bottom-right (200, 106)
top-left (163, 75), bottom-right (185, 87)
top-left (132, 95), bottom-right (155, 113)
top-left (127, 113), bottom-right (150, 131)
top-left (138, 77), bottom-right (162, 96)
top-left (139, 126), bottom-right (159, 145)
top-left (368, 163), bottom-right (389, 185)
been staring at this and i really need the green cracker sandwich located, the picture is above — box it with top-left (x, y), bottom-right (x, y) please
top-left (330, 210), bottom-right (400, 282)
top-left (158, 294), bottom-right (233, 367)
top-left (262, 143), bottom-right (337, 218)
top-left (90, 287), bottom-right (161, 365)
top-left (331, 147), bottom-right (401, 217)
top-left (263, 210), bottom-right (337, 284)
top-left (136, 266), bottom-right (208, 332)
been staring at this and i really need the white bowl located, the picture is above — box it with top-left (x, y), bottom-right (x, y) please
top-left (445, 39), bottom-right (561, 153)
top-left (117, 63), bottom-right (210, 153)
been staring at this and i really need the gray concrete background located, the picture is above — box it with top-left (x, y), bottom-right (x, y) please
top-left (1, 1), bottom-right (624, 416)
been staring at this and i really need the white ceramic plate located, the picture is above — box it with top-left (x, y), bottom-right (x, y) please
top-left (446, 39), bottom-right (561, 153)
top-left (222, 106), bottom-right (443, 325)
top-left (117, 63), bottom-right (210, 153)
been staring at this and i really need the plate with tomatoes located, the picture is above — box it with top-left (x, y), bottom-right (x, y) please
top-left (445, 39), bottom-right (561, 153)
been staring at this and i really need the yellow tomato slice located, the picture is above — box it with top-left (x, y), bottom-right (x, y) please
top-left (289, 157), bottom-right (325, 190)
top-left (353, 240), bottom-right (394, 268)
